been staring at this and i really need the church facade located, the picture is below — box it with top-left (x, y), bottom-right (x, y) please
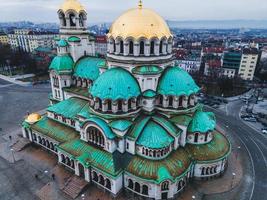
top-left (22, 0), bottom-right (231, 199)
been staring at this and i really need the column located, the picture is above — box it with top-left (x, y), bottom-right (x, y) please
top-left (134, 41), bottom-right (139, 57)
top-left (124, 42), bottom-right (129, 56)
top-left (144, 40), bottom-right (150, 56)
top-left (155, 41), bottom-right (160, 56)
top-left (173, 97), bottom-right (179, 109)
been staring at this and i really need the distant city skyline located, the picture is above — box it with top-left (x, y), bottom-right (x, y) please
top-left (0, 0), bottom-right (267, 24)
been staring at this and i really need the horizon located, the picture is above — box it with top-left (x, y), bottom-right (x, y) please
top-left (0, 0), bottom-right (267, 24)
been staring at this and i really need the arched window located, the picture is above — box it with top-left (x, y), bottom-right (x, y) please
top-left (78, 163), bottom-right (85, 178)
top-left (194, 132), bottom-right (199, 143)
top-left (69, 13), bottom-right (76, 27)
top-left (140, 41), bottom-right (145, 55)
top-left (118, 100), bottom-right (123, 111)
top-left (135, 182), bottom-right (141, 193)
top-left (159, 40), bottom-right (163, 54)
top-left (59, 12), bottom-right (66, 26)
top-left (169, 96), bottom-right (174, 107)
top-left (99, 175), bottom-right (105, 185)
top-left (113, 42), bottom-right (116, 53)
top-left (150, 41), bottom-right (155, 55)
top-left (129, 41), bottom-right (134, 55)
top-left (120, 40), bottom-right (124, 54)
top-left (161, 181), bottom-right (169, 191)
top-left (93, 171), bottom-right (98, 181)
top-left (79, 13), bottom-right (85, 27)
top-left (106, 179), bottom-right (111, 190)
top-left (107, 99), bottom-right (112, 111)
top-left (201, 167), bottom-right (205, 175)
top-left (142, 185), bottom-right (149, 195)
top-left (204, 132), bottom-right (209, 142)
top-left (86, 126), bottom-right (105, 148)
top-left (179, 96), bottom-right (183, 107)
top-left (66, 157), bottom-right (71, 166)
top-left (61, 154), bottom-right (66, 163)
top-left (128, 179), bottom-right (134, 189)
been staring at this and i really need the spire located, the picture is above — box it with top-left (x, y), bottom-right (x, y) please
top-left (138, 0), bottom-right (143, 9)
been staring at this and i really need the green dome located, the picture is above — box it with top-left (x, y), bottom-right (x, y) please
top-left (90, 67), bottom-right (141, 100)
top-left (188, 109), bottom-right (216, 133)
top-left (137, 121), bottom-right (174, 149)
top-left (57, 39), bottom-right (68, 47)
top-left (157, 66), bottom-right (200, 96)
top-left (49, 55), bottom-right (74, 73)
top-left (143, 89), bottom-right (157, 98)
top-left (74, 57), bottom-right (105, 81)
top-left (68, 36), bottom-right (81, 42)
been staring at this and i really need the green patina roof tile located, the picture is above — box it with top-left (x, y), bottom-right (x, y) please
top-left (185, 131), bottom-right (231, 162)
top-left (170, 115), bottom-right (192, 126)
top-left (58, 139), bottom-right (123, 177)
top-left (157, 66), bottom-right (200, 96)
top-left (109, 120), bottom-right (132, 131)
top-left (90, 67), bottom-right (141, 100)
top-left (49, 55), bottom-right (74, 73)
top-left (30, 117), bottom-right (79, 143)
top-left (188, 109), bottom-right (216, 133)
top-left (57, 39), bottom-right (69, 47)
top-left (63, 86), bottom-right (89, 98)
top-left (126, 148), bottom-right (192, 184)
top-left (74, 57), bottom-right (106, 80)
top-left (127, 116), bottom-right (151, 140)
top-left (47, 97), bottom-right (88, 119)
top-left (136, 121), bottom-right (174, 149)
top-left (68, 36), bottom-right (81, 42)
top-left (132, 65), bottom-right (163, 75)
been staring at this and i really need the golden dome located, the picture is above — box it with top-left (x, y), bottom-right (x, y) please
top-left (108, 6), bottom-right (172, 40)
top-left (60, 0), bottom-right (85, 13)
top-left (26, 113), bottom-right (42, 124)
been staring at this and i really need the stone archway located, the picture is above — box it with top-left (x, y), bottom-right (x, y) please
top-left (78, 163), bottom-right (85, 178)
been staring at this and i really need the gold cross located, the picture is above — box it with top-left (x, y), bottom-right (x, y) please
top-left (138, 0), bottom-right (143, 9)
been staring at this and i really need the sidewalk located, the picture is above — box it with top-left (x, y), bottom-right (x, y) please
top-left (225, 89), bottom-right (253, 102)
top-left (0, 74), bottom-right (32, 86)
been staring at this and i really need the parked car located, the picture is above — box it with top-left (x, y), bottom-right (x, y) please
top-left (261, 128), bottom-right (267, 134)
top-left (243, 117), bottom-right (257, 122)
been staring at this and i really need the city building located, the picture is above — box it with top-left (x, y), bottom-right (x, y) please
top-left (95, 35), bottom-right (107, 56)
top-left (0, 32), bottom-right (9, 45)
top-left (201, 47), bottom-right (224, 58)
top-left (204, 59), bottom-right (222, 77)
top-left (22, 1), bottom-right (231, 199)
top-left (222, 49), bottom-right (242, 78)
top-left (174, 48), bottom-right (201, 73)
top-left (8, 29), bottom-right (57, 52)
top-left (238, 48), bottom-right (259, 81)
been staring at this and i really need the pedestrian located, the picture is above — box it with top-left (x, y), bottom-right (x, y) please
top-left (9, 135), bottom-right (12, 141)
top-left (52, 173), bottom-right (55, 180)
top-left (35, 174), bottom-right (38, 179)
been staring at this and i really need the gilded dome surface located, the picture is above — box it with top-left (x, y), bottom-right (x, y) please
top-left (26, 113), bottom-right (42, 124)
top-left (60, 0), bottom-right (85, 13)
top-left (108, 7), bottom-right (172, 40)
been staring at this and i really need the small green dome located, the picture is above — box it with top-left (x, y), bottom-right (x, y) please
top-left (157, 66), bottom-right (200, 96)
top-left (188, 109), bottom-right (216, 133)
top-left (57, 39), bottom-right (68, 47)
top-left (49, 55), bottom-right (74, 73)
top-left (74, 57), bottom-right (105, 81)
top-left (90, 67), bottom-right (141, 100)
top-left (68, 36), bottom-right (81, 42)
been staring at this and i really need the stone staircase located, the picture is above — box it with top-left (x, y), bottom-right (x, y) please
top-left (10, 137), bottom-right (31, 151)
top-left (61, 175), bottom-right (88, 199)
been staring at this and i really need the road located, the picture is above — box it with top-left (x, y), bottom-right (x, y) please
top-left (206, 100), bottom-right (267, 200)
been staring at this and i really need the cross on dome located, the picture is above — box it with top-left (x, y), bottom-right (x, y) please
top-left (138, 0), bottom-right (143, 9)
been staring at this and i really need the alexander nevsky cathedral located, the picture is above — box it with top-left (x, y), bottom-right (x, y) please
top-left (22, 0), bottom-right (231, 199)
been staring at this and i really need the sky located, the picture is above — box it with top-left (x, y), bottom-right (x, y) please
top-left (0, 0), bottom-right (267, 23)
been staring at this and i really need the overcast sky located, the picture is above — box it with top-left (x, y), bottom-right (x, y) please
top-left (0, 0), bottom-right (267, 23)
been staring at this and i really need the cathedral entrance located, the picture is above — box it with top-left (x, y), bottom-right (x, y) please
top-left (78, 163), bottom-right (85, 179)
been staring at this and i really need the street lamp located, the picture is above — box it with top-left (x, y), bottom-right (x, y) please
top-left (10, 148), bottom-right (15, 162)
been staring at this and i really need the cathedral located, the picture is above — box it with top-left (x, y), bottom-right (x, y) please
top-left (22, 0), bottom-right (231, 199)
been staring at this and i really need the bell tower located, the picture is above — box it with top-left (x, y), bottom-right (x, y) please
top-left (57, 0), bottom-right (95, 62)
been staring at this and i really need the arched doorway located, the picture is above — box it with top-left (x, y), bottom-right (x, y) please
top-left (78, 163), bottom-right (85, 178)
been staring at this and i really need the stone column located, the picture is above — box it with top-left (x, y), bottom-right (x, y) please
top-left (173, 97), bottom-right (179, 109)
top-left (163, 96), bottom-right (169, 108)
top-left (124, 42), bottom-right (129, 56)
top-left (112, 101), bottom-right (118, 113)
top-left (144, 40), bottom-right (150, 56)
top-left (162, 42), bottom-right (167, 55)
top-left (134, 41), bottom-right (139, 57)
top-left (155, 41), bottom-right (160, 56)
